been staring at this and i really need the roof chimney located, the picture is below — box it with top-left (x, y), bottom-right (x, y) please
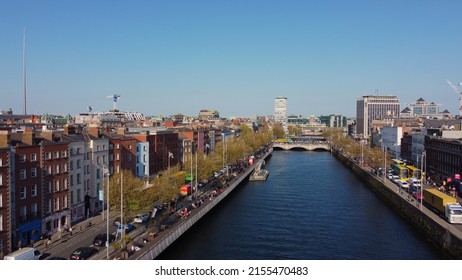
top-left (22, 128), bottom-right (34, 145)
top-left (0, 130), bottom-right (11, 148)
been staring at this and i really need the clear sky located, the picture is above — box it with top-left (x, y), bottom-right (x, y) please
top-left (2, 0), bottom-right (462, 118)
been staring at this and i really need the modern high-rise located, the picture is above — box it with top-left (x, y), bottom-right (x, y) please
top-left (274, 96), bottom-right (288, 133)
top-left (356, 95), bottom-right (400, 139)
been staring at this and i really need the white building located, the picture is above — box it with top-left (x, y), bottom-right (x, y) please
top-left (274, 96), bottom-right (288, 133)
top-left (356, 95), bottom-right (400, 139)
top-left (136, 141), bottom-right (149, 178)
top-left (381, 126), bottom-right (403, 159)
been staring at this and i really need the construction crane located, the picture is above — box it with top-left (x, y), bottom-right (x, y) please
top-left (446, 79), bottom-right (462, 116)
top-left (106, 94), bottom-right (120, 112)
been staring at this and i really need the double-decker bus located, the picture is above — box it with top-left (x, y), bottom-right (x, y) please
top-left (406, 165), bottom-right (422, 181)
top-left (392, 163), bottom-right (409, 181)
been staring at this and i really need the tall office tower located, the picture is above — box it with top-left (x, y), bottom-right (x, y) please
top-left (356, 95), bottom-right (400, 139)
top-left (274, 96), bottom-right (288, 134)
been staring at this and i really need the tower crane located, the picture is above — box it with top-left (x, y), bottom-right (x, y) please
top-left (446, 79), bottom-right (462, 116)
top-left (106, 94), bottom-right (120, 112)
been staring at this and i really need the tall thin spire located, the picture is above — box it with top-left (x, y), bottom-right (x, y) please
top-left (23, 27), bottom-right (27, 115)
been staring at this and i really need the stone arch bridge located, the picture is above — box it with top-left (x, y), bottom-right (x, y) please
top-left (273, 141), bottom-right (331, 151)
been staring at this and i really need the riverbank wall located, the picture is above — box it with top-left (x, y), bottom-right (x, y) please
top-left (135, 150), bottom-right (272, 260)
top-left (332, 148), bottom-right (462, 259)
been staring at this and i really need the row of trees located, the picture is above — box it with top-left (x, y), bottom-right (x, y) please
top-left (322, 128), bottom-right (391, 170)
top-left (106, 125), bottom-right (274, 221)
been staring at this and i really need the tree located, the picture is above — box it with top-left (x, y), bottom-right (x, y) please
top-left (272, 123), bottom-right (285, 139)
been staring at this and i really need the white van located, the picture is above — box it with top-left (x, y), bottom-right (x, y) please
top-left (3, 247), bottom-right (42, 260)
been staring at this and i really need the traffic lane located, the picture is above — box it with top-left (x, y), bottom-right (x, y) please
top-left (43, 218), bottom-right (119, 259)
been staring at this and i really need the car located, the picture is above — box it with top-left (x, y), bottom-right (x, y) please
top-left (117, 223), bottom-right (136, 234)
top-left (133, 213), bottom-right (150, 223)
top-left (387, 173), bottom-right (394, 180)
top-left (93, 233), bottom-right (116, 246)
top-left (69, 247), bottom-right (98, 260)
top-left (392, 175), bottom-right (400, 183)
top-left (398, 180), bottom-right (409, 189)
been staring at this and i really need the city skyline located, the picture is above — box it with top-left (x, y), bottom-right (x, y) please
top-left (2, 1), bottom-right (462, 118)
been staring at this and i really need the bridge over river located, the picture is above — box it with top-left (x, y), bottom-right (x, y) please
top-left (273, 138), bottom-right (330, 151)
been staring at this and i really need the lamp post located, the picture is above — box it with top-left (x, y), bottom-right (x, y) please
top-left (420, 150), bottom-right (426, 210)
top-left (101, 165), bottom-right (110, 259)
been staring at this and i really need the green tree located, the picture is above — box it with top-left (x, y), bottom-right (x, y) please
top-left (272, 123), bottom-right (285, 139)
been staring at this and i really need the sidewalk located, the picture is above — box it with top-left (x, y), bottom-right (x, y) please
top-left (34, 213), bottom-right (114, 253)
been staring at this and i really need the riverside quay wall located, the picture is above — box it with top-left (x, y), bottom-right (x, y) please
top-left (134, 150), bottom-right (272, 260)
top-left (332, 148), bottom-right (462, 259)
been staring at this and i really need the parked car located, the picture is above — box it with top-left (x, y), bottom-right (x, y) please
top-left (387, 173), bottom-right (394, 180)
top-left (93, 233), bottom-right (116, 246)
top-left (133, 213), bottom-right (150, 223)
top-left (69, 247), bottom-right (98, 260)
top-left (398, 180), bottom-right (409, 189)
top-left (117, 223), bottom-right (136, 234)
top-left (392, 175), bottom-right (400, 183)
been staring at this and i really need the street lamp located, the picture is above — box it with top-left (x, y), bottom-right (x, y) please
top-left (101, 165), bottom-right (110, 259)
top-left (420, 150), bottom-right (426, 210)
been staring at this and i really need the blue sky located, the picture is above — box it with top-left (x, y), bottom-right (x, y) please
top-left (1, 0), bottom-right (462, 118)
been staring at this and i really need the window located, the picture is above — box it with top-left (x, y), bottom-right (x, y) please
top-left (47, 182), bottom-right (52, 193)
top-left (97, 156), bottom-right (100, 164)
top-left (116, 143), bottom-right (120, 149)
top-left (0, 192), bottom-right (2, 207)
top-left (54, 164), bottom-right (60, 174)
top-left (62, 196), bottom-right (67, 208)
top-left (46, 152), bottom-right (51, 160)
top-left (19, 169), bottom-right (26, 180)
top-left (63, 163), bottom-right (67, 172)
top-left (31, 167), bottom-right (37, 178)
top-left (0, 174), bottom-right (3, 185)
top-left (77, 173), bottom-right (81, 184)
top-left (54, 151), bottom-right (59, 159)
top-left (47, 165), bottom-right (52, 175)
top-left (19, 154), bottom-right (26, 163)
top-left (46, 199), bottom-right (51, 213)
top-left (86, 152), bottom-right (90, 160)
top-left (143, 146), bottom-right (147, 151)
top-left (76, 148), bottom-right (81, 154)
top-left (70, 175), bottom-right (74, 187)
top-left (54, 180), bottom-right (60, 192)
top-left (97, 145), bottom-right (100, 152)
top-left (62, 150), bottom-right (67, 158)
top-left (103, 144), bottom-right (106, 150)
top-left (71, 190), bottom-right (74, 204)
top-left (70, 161), bottom-right (74, 170)
top-left (128, 144), bottom-right (132, 150)
top-left (116, 154), bottom-right (120, 161)
top-left (77, 189), bottom-right (81, 203)
top-left (76, 159), bottom-right (81, 169)
top-left (70, 148), bottom-right (74, 156)
top-left (0, 214), bottom-right (2, 231)
top-left (54, 197), bottom-right (59, 211)
top-left (62, 178), bottom-right (67, 190)
top-left (20, 186), bottom-right (26, 199)
top-left (143, 155), bottom-right (147, 162)
top-left (31, 184), bottom-right (37, 197)
top-left (31, 203), bottom-right (38, 218)
top-left (20, 206), bottom-right (27, 222)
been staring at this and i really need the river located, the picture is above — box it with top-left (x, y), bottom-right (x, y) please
top-left (158, 150), bottom-right (444, 259)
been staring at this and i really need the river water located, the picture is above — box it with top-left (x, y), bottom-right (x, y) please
top-left (158, 150), bottom-right (444, 260)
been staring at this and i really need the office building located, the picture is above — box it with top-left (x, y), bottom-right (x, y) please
top-left (356, 95), bottom-right (400, 139)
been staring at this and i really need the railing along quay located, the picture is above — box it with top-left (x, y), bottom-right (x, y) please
top-left (131, 149), bottom-right (273, 260)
